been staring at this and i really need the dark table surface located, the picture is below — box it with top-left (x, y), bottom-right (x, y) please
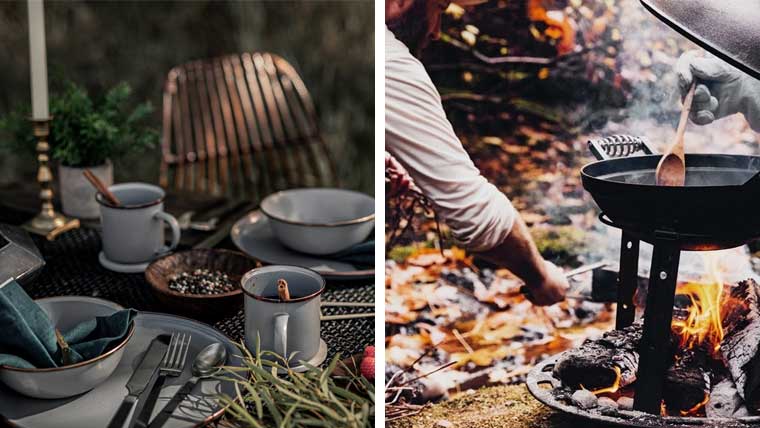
top-left (0, 188), bottom-right (375, 427)
top-left (0, 193), bottom-right (374, 368)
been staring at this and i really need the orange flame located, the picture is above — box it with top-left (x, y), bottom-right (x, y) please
top-left (671, 254), bottom-right (725, 359)
top-left (680, 393), bottom-right (709, 416)
top-left (582, 366), bottom-right (622, 395)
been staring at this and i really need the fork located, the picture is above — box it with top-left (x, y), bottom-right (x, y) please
top-left (133, 332), bottom-right (191, 428)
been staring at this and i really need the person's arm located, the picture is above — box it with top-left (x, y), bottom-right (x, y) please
top-left (676, 50), bottom-right (760, 131)
top-left (385, 30), bottom-right (567, 305)
top-left (477, 216), bottom-right (567, 305)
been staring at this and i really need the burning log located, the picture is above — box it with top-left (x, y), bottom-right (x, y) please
top-left (663, 348), bottom-right (711, 415)
top-left (552, 323), bottom-right (641, 391)
top-left (720, 278), bottom-right (760, 412)
top-left (552, 323), bottom-right (710, 414)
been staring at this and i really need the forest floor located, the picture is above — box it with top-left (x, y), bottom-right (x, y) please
top-left (387, 384), bottom-right (610, 428)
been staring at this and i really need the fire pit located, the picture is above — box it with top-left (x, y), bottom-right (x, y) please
top-left (527, 135), bottom-right (760, 422)
top-left (527, 354), bottom-right (760, 428)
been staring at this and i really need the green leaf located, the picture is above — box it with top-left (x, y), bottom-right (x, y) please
top-left (0, 79), bottom-right (158, 167)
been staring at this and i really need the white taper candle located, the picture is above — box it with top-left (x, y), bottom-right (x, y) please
top-left (27, 0), bottom-right (49, 120)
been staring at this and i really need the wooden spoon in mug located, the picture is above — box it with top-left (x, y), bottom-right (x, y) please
top-left (655, 82), bottom-right (697, 186)
top-left (82, 169), bottom-right (121, 206)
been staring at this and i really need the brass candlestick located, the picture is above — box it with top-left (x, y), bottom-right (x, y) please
top-left (23, 118), bottom-right (68, 235)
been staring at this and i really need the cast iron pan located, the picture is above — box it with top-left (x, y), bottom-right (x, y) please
top-left (582, 136), bottom-right (760, 250)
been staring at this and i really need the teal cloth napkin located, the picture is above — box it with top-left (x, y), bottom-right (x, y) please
top-left (0, 280), bottom-right (136, 369)
top-left (330, 240), bottom-right (374, 268)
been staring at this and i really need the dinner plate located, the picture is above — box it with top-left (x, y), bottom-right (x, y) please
top-left (230, 210), bottom-right (374, 280)
top-left (0, 312), bottom-right (244, 428)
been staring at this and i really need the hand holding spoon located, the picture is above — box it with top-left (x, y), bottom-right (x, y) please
top-left (655, 82), bottom-right (697, 186)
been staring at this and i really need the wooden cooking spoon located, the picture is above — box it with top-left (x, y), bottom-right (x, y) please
top-left (655, 82), bottom-right (697, 186)
top-left (82, 169), bottom-right (121, 206)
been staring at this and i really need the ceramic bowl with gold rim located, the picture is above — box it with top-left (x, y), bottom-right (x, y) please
top-left (0, 296), bottom-right (134, 399)
top-left (260, 188), bottom-right (374, 255)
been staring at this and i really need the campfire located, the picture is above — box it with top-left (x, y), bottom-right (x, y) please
top-left (540, 253), bottom-right (760, 421)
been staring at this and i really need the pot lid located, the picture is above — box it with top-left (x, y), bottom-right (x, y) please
top-left (640, 0), bottom-right (760, 80)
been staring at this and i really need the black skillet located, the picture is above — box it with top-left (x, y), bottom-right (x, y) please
top-left (581, 135), bottom-right (760, 250)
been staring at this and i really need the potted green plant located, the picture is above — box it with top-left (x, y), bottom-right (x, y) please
top-left (0, 81), bottom-right (158, 219)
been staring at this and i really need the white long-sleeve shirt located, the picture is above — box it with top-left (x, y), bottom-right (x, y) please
top-left (385, 28), bottom-right (516, 252)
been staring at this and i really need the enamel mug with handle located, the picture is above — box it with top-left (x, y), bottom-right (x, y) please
top-left (241, 266), bottom-right (325, 362)
top-left (96, 183), bottom-right (181, 264)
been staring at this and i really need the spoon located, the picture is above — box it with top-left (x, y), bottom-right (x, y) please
top-left (191, 342), bottom-right (227, 379)
top-left (655, 82), bottom-right (697, 186)
top-left (143, 343), bottom-right (226, 428)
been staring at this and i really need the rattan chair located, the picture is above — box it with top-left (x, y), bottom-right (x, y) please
top-left (159, 52), bottom-right (337, 201)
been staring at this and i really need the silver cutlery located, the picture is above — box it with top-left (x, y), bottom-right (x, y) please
top-left (321, 301), bottom-right (374, 308)
top-left (321, 313), bottom-right (375, 321)
top-left (194, 200), bottom-right (255, 249)
top-left (147, 343), bottom-right (227, 428)
top-left (106, 336), bottom-right (168, 428)
top-left (320, 301), bottom-right (374, 321)
top-left (177, 211), bottom-right (219, 232)
top-left (134, 332), bottom-right (191, 428)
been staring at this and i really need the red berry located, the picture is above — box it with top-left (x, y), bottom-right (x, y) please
top-left (363, 346), bottom-right (375, 358)
top-left (360, 355), bottom-right (375, 380)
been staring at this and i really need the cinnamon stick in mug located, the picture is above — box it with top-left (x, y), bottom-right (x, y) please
top-left (277, 278), bottom-right (291, 301)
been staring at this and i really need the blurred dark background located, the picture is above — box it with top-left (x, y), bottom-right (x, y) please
top-left (0, 0), bottom-right (374, 194)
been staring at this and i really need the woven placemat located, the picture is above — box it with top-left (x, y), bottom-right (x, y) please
top-left (19, 226), bottom-right (374, 361)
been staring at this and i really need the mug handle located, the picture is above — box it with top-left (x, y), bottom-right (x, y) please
top-left (154, 211), bottom-right (181, 254)
top-left (273, 312), bottom-right (289, 358)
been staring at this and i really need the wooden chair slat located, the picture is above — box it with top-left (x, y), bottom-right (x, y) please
top-left (177, 70), bottom-right (196, 191)
top-left (241, 52), bottom-right (284, 193)
top-left (211, 59), bottom-right (242, 197)
top-left (263, 54), bottom-right (316, 187)
top-left (160, 52), bottom-right (336, 201)
top-left (220, 56), bottom-right (257, 198)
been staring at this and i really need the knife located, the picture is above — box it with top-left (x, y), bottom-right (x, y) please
top-left (107, 336), bottom-right (168, 428)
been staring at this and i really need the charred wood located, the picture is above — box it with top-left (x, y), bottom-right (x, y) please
top-left (553, 323), bottom-right (641, 390)
top-left (721, 278), bottom-right (760, 412)
top-left (663, 348), bottom-right (711, 414)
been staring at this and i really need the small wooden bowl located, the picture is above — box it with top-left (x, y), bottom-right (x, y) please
top-left (145, 249), bottom-right (258, 319)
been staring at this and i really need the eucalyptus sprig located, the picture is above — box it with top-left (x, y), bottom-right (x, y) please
top-left (218, 341), bottom-right (374, 428)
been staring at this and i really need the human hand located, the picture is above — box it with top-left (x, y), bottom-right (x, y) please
top-left (675, 50), bottom-right (759, 127)
top-left (523, 261), bottom-right (569, 306)
top-left (385, 152), bottom-right (414, 198)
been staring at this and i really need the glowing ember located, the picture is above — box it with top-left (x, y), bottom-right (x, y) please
top-left (583, 366), bottom-right (622, 395)
top-left (679, 393), bottom-right (709, 417)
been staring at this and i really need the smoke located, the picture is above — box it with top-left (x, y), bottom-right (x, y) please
top-left (595, 0), bottom-right (759, 154)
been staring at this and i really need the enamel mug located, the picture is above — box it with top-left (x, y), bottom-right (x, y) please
top-left (96, 183), bottom-right (181, 264)
top-left (241, 266), bottom-right (325, 362)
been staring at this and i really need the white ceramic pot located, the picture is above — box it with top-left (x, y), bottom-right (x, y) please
top-left (59, 161), bottom-right (113, 219)
top-left (0, 296), bottom-right (133, 399)
top-left (260, 188), bottom-right (375, 255)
